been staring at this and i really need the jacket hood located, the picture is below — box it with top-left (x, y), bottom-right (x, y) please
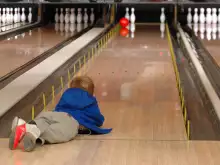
top-left (59, 88), bottom-right (96, 109)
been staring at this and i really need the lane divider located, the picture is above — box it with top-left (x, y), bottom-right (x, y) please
top-left (31, 24), bottom-right (120, 122)
top-left (166, 23), bottom-right (191, 140)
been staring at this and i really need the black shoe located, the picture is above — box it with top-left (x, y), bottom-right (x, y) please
top-left (78, 128), bottom-right (91, 135)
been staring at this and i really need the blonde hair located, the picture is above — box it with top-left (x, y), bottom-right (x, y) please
top-left (69, 76), bottom-right (95, 95)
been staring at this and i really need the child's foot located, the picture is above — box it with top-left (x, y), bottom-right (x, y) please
top-left (78, 127), bottom-right (92, 135)
top-left (9, 117), bottom-right (26, 150)
top-left (11, 116), bottom-right (26, 131)
top-left (21, 124), bottom-right (41, 152)
top-left (9, 121), bottom-right (41, 152)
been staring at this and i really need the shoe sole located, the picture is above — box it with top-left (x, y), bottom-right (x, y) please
top-left (9, 117), bottom-right (19, 150)
top-left (21, 132), bottom-right (36, 152)
top-left (9, 128), bottom-right (16, 150)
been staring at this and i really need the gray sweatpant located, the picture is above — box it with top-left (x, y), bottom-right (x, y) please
top-left (34, 112), bottom-right (79, 144)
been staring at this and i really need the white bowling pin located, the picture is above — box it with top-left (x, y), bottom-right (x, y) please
top-left (2, 8), bottom-right (6, 24)
top-left (206, 8), bottom-right (212, 24)
top-left (64, 8), bottom-right (70, 24)
top-left (130, 8), bottom-right (136, 24)
top-left (10, 8), bottom-right (13, 23)
top-left (90, 8), bottom-right (95, 24)
top-left (17, 8), bottom-right (21, 22)
top-left (0, 8), bottom-right (2, 24)
top-left (55, 8), bottom-right (59, 23)
top-left (187, 8), bottom-right (192, 24)
top-left (193, 8), bottom-right (199, 24)
top-left (70, 8), bottom-right (76, 24)
top-left (125, 7), bottom-right (129, 21)
top-left (6, 8), bottom-right (10, 24)
top-left (84, 8), bottom-right (88, 23)
top-left (60, 8), bottom-right (64, 23)
top-left (199, 8), bottom-right (205, 24)
top-left (28, 7), bottom-right (32, 23)
top-left (70, 8), bottom-right (75, 24)
top-left (160, 8), bottom-right (166, 23)
top-left (218, 8), bottom-right (220, 24)
top-left (21, 8), bottom-right (26, 23)
top-left (212, 8), bottom-right (217, 24)
top-left (77, 8), bottom-right (82, 24)
top-left (14, 8), bottom-right (18, 23)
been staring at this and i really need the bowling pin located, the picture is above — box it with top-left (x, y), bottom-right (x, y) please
top-left (84, 8), bottom-right (88, 23)
top-left (60, 8), bottom-right (64, 23)
top-left (2, 8), bottom-right (6, 24)
top-left (90, 8), bottom-right (95, 24)
top-left (76, 8), bottom-right (82, 24)
top-left (13, 8), bottom-right (18, 23)
top-left (218, 8), bottom-right (220, 24)
top-left (160, 8), bottom-right (166, 23)
top-left (21, 8), bottom-right (26, 23)
top-left (130, 8), bottom-right (135, 24)
top-left (206, 8), bottom-right (212, 24)
top-left (212, 8), bottom-right (217, 24)
top-left (70, 8), bottom-right (75, 24)
top-left (64, 8), bottom-right (70, 24)
top-left (17, 8), bottom-right (21, 22)
top-left (10, 8), bottom-right (13, 24)
top-left (28, 7), bottom-right (32, 23)
top-left (125, 7), bottom-right (129, 21)
top-left (199, 8), bottom-right (205, 24)
top-left (55, 8), bottom-right (59, 23)
top-left (193, 8), bottom-right (199, 24)
top-left (187, 8), bottom-right (192, 24)
top-left (0, 8), bottom-right (2, 24)
top-left (6, 8), bottom-right (10, 24)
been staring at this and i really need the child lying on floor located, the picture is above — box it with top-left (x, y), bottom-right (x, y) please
top-left (9, 76), bottom-right (112, 152)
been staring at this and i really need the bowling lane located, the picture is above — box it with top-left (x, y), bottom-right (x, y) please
top-left (196, 24), bottom-right (220, 66)
top-left (0, 23), bottom-right (87, 78)
top-left (48, 24), bottom-right (185, 140)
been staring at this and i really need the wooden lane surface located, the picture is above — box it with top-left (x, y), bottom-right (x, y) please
top-left (46, 24), bottom-right (186, 140)
top-left (1, 138), bottom-right (220, 165)
top-left (0, 24), bottom-right (80, 77)
top-left (200, 36), bottom-right (220, 67)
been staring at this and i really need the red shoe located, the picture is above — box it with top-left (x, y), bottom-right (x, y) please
top-left (9, 124), bottom-right (26, 150)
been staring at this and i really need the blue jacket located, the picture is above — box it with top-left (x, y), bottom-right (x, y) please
top-left (54, 88), bottom-right (112, 134)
